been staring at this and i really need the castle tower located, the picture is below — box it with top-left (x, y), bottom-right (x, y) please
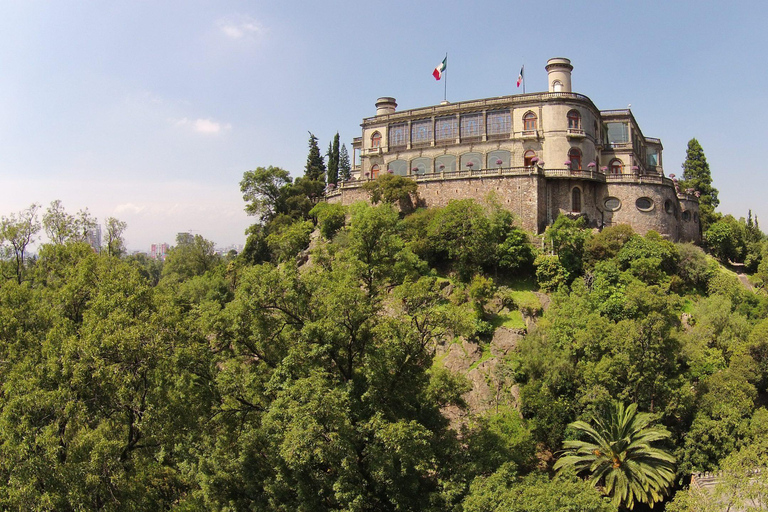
top-left (375, 97), bottom-right (397, 116)
top-left (546, 57), bottom-right (573, 93)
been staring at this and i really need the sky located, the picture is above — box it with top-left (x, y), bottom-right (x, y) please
top-left (1, 1), bottom-right (766, 251)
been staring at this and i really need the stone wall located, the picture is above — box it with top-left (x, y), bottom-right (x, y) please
top-left (327, 174), bottom-right (700, 243)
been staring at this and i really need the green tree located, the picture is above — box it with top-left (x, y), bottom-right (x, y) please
top-left (304, 132), bottom-right (326, 182)
top-left (310, 202), bottom-right (346, 240)
top-left (361, 172), bottom-right (418, 209)
top-left (327, 132), bottom-right (340, 185)
top-left (554, 401), bottom-right (676, 510)
top-left (338, 143), bottom-right (351, 181)
top-left (679, 138), bottom-right (719, 229)
top-left (240, 165), bottom-right (292, 222)
top-left (103, 216), bottom-right (127, 257)
top-left (546, 214), bottom-right (589, 280)
top-left (428, 199), bottom-right (494, 281)
top-left (463, 465), bottom-right (618, 512)
top-left (705, 215), bottom-right (745, 262)
top-left (162, 233), bottom-right (220, 281)
top-left (0, 204), bottom-right (41, 283)
top-left (42, 199), bottom-right (77, 244)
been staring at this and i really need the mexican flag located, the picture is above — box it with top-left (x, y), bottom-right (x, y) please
top-left (517, 66), bottom-right (524, 87)
top-left (433, 57), bottom-right (447, 80)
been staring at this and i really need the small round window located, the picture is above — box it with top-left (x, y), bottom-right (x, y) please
top-left (682, 211), bottom-right (691, 221)
top-left (604, 197), bottom-right (621, 211)
top-left (664, 200), bottom-right (674, 214)
top-left (636, 197), bottom-right (654, 211)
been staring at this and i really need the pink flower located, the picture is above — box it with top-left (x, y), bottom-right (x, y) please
top-left (588, 162), bottom-right (596, 167)
top-left (564, 160), bottom-right (572, 166)
top-left (496, 159), bottom-right (503, 165)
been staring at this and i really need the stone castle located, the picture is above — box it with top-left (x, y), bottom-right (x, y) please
top-left (327, 57), bottom-right (700, 242)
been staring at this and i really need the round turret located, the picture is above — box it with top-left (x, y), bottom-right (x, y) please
top-left (546, 57), bottom-right (573, 93)
top-left (375, 97), bottom-right (397, 116)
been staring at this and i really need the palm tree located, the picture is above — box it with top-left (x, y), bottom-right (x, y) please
top-left (554, 401), bottom-right (676, 510)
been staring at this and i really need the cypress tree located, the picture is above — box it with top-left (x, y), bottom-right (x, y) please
top-left (338, 143), bottom-right (351, 181)
top-left (304, 132), bottom-right (326, 182)
top-left (680, 138), bottom-right (719, 229)
top-left (327, 132), bottom-right (340, 185)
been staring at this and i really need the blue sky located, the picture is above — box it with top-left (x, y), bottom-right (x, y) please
top-left (1, 1), bottom-right (766, 250)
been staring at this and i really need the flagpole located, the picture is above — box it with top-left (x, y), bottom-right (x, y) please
top-left (443, 53), bottom-right (448, 102)
top-left (523, 64), bottom-right (525, 94)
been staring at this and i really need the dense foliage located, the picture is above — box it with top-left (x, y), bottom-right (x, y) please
top-left (3, 158), bottom-right (768, 509)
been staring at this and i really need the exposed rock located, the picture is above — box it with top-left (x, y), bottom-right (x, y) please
top-left (490, 327), bottom-right (522, 357)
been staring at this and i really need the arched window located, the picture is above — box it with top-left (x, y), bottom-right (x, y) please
top-left (371, 131), bottom-right (381, 148)
top-left (435, 155), bottom-right (456, 173)
top-left (610, 159), bottom-right (623, 174)
top-left (524, 150), bottom-right (536, 167)
top-left (523, 111), bottom-right (537, 131)
top-left (410, 157), bottom-right (432, 175)
top-left (388, 159), bottom-right (408, 176)
top-left (461, 152), bottom-right (483, 170)
top-left (370, 164), bottom-right (380, 179)
top-left (552, 80), bottom-right (563, 92)
top-left (487, 150), bottom-right (511, 169)
top-left (572, 187), bottom-right (582, 213)
top-left (568, 148), bottom-right (582, 170)
top-left (567, 110), bottom-right (581, 129)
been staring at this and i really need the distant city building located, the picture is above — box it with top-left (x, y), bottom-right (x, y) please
top-left (86, 225), bottom-right (102, 252)
top-left (150, 243), bottom-right (170, 260)
top-left (328, 57), bottom-right (700, 242)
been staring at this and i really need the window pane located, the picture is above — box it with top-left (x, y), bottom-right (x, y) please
top-left (607, 122), bottom-right (629, 143)
top-left (389, 124), bottom-right (407, 147)
top-left (461, 113), bottom-right (482, 138)
top-left (487, 110), bottom-right (511, 135)
top-left (411, 120), bottom-right (432, 144)
top-left (435, 116), bottom-right (457, 141)
top-left (488, 150), bottom-right (511, 168)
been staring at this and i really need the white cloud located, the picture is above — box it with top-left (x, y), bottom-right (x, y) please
top-left (217, 15), bottom-right (265, 40)
top-left (174, 117), bottom-right (232, 134)
top-left (114, 202), bottom-right (146, 214)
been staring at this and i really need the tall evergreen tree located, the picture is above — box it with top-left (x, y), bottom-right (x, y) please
top-left (304, 132), bottom-right (326, 182)
top-left (679, 138), bottom-right (719, 229)
top-left (327, 132), bottom-right (340, 185)
top-left (338, 143), bottom-right (351, 181)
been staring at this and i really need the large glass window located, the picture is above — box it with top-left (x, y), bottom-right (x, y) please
top-left (371, 131), bottom-right (381, 148)
top-left (487, 150), bottom-right (511, 169)
top-left (370, 164), bottom-right (380, 179)
top-left (461, 153), bottom-right (483, 170)
top-left (461, 113), bottom-right (483, 138)
top-left (647, 148), bottom-right (659, 167)
top-left (411, 157), bottom-right (432, 175)
top-left (606, 122), bottom-right (629, 143)
top-left (388, 123), bottom-right (407, 147)
top-left (487, 110), bottom-right (511, 135)
top-left (388, 159), bottom-right (408, 176)
top-left (411, 120), bottom-right (432, 145)
top-left (610, 159), bottom-right (623, 174)
top-left (435, 116), bottom-right (458, 142)
top-left (435, 155), bottom-right (456, 173)
top-left (523, 111), bottom-right (537, 131)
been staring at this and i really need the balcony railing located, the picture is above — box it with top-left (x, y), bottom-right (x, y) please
top-left (328, 167), bottom-right (679, 195)
top-left (544, 169), bottom-right (605, 181)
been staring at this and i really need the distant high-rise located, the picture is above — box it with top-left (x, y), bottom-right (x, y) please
top-left (150, 243), bottom-right (170, 260)
top-left (86, 225), bottom-right (102, 252)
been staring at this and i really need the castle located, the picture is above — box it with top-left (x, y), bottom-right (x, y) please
top-left (327, 58), bottom-right (700, 242)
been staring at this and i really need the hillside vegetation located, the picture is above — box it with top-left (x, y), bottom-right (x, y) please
top-left (2, 186), bottom-right (768, 510)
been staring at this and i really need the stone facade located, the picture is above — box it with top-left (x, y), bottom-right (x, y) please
top-left (327, 58), bottom-right (700, 242)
